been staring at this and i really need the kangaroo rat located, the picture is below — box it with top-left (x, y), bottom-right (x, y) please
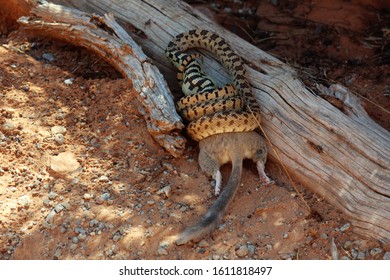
top-left (176, 131), bottom-right (270, 245)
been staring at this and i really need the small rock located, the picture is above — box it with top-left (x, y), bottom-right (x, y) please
top-left (198, 240), bottom-right (210, 248)
top-left (212, 254), bottom-right (221, 260)
top-left (95, 197), bottom-right (104, 205)
top-left (75, 227), bottom-right (85, 234)
top-left (247, 244), bottom-right (256, 256)
top-left (330, 238), bottom-right (339, 260)
top-left (51, 126), bottom-right (67, 135)
top-left (383, 252), bottom-right (390, 260)
top-left (61, 202), bottom-right (71, 210)
top-left (100, 192), bottom-right (110, 200)
top-left (55, 112), bottom-right (67, 120)
top-left (98, 175), bottom-right (109, 182)
top-left (78, 233), bottom-right (87, 241)
top-left (50, 152), bottom-right (80, 175)
top-left (283, 233), bottom-right (289, 239)
top-left (64, 78), bottom-right (74, 85)
top-left (43, 199), bottom-right (51, 207)
top-left (54, 203), bottom-right (65, 213)
top-left (236, 245), bottom-right (249, 258)
top-left (343, 240), bottom-right (352, 250)
top-left (357, 251), bottom-right (366, 260)
top-left (42, 53), bottom-right (55, 62)
top-left (17, 195), bottom-right (31, 209)
top-left (69, 243), bottom-right (78, 251)
top-left (53, 134), bottom-right (65, 145)
top-left (2, 120), bottom-right (17, 134)
top-left (320, 233), bottom-right (328, 239)
top-left (157, 247), bottom-right (168, 256)
top-left (370, 247), bottom-right (383, 257)
top-left (157, 185), bottom-right (172, 197)
top-left (53, 248), bottom-right (62, 259)
top-left (20, 85), bottom-right (30, 92)
top-left (83, 193), bottom-right (93, 200)
top-left (83, 210), bottom-right (95, 219)
top-left (72, 237), bottom-right (79, 244)
top-left (351, 248), bottom-right (358, 259)
top-left (340, 223), bottom-right (351, 232)
top-left (113, 233), bottom-right (122, 242)
top-left (48, 191), bottom-right (58, 200)
top-left (42, 221), bottom-right (56, 229)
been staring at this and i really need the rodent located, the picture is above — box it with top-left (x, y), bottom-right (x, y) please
top-left (176, 131), bottom-right (270, 245)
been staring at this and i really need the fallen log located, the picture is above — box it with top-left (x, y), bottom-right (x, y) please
top-left (16, 1), bottom-right (186, 157)
top-left (11, 0), bottom-right (390, 244)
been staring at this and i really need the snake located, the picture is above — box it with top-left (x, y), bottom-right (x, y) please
top-left (166, 29), bottom-right (261, 141)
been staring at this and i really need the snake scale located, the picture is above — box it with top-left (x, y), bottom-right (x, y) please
top-left (166, 29), bottom-right (262, 141)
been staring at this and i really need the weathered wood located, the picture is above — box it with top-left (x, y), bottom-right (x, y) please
top-left (17, 2), bottom-right (185, 157)
top-left (12, 0), bottom-right (390, 244)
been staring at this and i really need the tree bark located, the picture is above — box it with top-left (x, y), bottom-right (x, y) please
top-left (17, 1), bottom-right (186, 157)
top-left (9, 0), bottom-right (390, 244)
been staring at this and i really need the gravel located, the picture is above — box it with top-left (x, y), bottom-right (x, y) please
top-left (236, 244), bottom-right (249, 258)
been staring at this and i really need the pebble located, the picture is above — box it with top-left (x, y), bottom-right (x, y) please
top-left (197, 240), bottom-right (210, 248)
top-left (55, 112), bottom-right (67, 120)
top-left (42, 53), bottom-right (55, 61)
top-left (98, 175), bottom-right (110, 182)
top-left (157, 185), bottom-right (171, 197)
top-left (20, 85), bottom-right (30, 92)
top-left (48, 191), bottom-right (58, 200)
top-left (247, 244), bottom-right (256, 256)
top-left (50, 152), bottom-right (80, 175)
top-left (2, 120), bottom-right (17, 134)
top-left (113, 233), bottom-right (121, 242)
top-left (53, 248), bottom-right (62, 259)
top-left (340, 223), bottom-right (351, 232)
top-left (83, 193), bottom-right (93, 200)
top-left (75, 227), bottom-right (85, 234)
top-left (54, 203), bottom-right (65, 213)
top-left (343, 240), bottom-right (352, 250)
top-left (64, 78), bottom-right (74, 85)
top-left (51, 126), bottom-right (67, 135)
top-left (330, 238), bottom-right (338, 260)
top-left (78, 233), bottom-right (87, 241)
top-left (69, 244), bottom-right (78, 251)
top-left (357, 251), bottom-right (366, 260)
top-left (95, 197), bottom-right (104, 205)
top-left (370, 247), bottom-right (382, 257)
top-left (236, 245), bottom-right (249, 258)
top-left (82, 210), bottom-right (95, 219)
top-left (17, 195), bottom-right (31, 209)
top-left (72, 237), bottom-right (79, 244)
top-left (383, 252), bottom-right (390, 260)
top-left (212, 255), bottom-right (221, 260)
top-left (101, 193), bottom-right (110, 200)
top-left (53, 134), bottom-right (65, 145)
top-left (157, 247), bottom-right (168, 256)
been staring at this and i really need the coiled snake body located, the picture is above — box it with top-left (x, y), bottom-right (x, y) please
top-left (166, 29), bottom-right (261, 141)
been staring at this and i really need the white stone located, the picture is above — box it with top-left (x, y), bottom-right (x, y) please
top-left (50, 152), bottom-right (80, 175)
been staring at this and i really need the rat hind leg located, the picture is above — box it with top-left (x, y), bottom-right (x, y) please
top-left (198, 148), bottom-right (223, 195)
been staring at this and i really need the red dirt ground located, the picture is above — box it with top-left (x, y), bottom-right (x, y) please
top-left (1, 0), bottom-right (389, 259)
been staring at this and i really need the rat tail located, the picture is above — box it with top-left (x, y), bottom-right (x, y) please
top-left (175, 158), bottom-right (243, 245)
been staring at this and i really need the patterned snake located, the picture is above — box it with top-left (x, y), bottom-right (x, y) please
top-left (166, 29), bottom-right (261, 141)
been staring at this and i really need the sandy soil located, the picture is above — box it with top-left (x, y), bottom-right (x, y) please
top-left (0, 0), bottom-right (389, 259)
